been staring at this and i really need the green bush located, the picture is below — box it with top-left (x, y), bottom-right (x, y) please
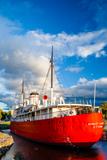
top-left (100, 102), bottom-right (107, 119)
top-left (0, 122), bottom-right (10, 130)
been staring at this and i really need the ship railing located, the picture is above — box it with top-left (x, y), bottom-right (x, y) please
top-left (34, 109), bottom-right (76, 120)
top-left (12, 109), bottom-right (74, 121)
top-left (34, 108), bottom-right (90, 120)
top-left (12, 106), bottom-right (96, 122)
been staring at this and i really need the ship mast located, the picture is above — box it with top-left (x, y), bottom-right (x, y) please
top-left (50, 46), bottom-right (54, 105)
top-left (21, 80), bottom-right (25, 107)
top-left (93, 81), bottom-right (96, 107)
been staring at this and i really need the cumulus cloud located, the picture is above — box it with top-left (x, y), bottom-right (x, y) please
top-left (62, 77), bottom-right (107, 98)
top-left (78, 77), bottom-right (88, 84)
top-left (65, 66), bottom-right (84, 73)
top-left (0, 16), bottom-right (107, 108)
top-left (77, 42), bottom-right (106, 58)
top-left (0, 102), bottom-right (9, 111)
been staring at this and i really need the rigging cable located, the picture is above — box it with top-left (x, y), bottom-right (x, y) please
top-left (41, 64), bottom-right (51, 94)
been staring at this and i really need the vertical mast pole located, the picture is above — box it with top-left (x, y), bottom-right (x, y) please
top-left (93, 81), bottom-right (96, 107)
top-left (22, 80), bottom-right (25, 107)
top-left (50, 46), bottom-right (54, 105)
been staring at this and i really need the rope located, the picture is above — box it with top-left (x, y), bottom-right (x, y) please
top-left (41, 65), bottom-right (51, 94)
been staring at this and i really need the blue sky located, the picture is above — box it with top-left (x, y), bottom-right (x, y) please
top-left (0, 0), bottom-right (107, 110)
top-left (0, 0), bottom-right (107, 33)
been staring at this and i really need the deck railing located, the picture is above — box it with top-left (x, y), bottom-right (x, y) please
top-left (11, 107), bottom-right (100, 122)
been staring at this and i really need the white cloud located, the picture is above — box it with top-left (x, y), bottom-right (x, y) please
top-left (77, 42), bottom-right (106, 58)
top-left (62, 77), bottom-right (107, 98)
top-left (78, 77), bottom-right (88, 84)
top-left (0, 16), bottom-right (107, 106)
top-left (65, 66), bottom-right (84, 73)
top-left (0, 102), bottom-right (8, 111)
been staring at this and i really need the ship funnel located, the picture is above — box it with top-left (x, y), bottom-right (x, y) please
top-left (29, 92), bottom-right (39, 106)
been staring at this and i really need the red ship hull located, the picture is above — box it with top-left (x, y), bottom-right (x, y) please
top-left (10, 112), bottom-right (104, 147)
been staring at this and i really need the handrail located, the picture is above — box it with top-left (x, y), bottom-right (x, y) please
top-left (11, 107), bottom-right (98, 122)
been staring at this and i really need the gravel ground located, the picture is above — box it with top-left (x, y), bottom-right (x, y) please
top-left (0, 132), bottom-right (14, 158)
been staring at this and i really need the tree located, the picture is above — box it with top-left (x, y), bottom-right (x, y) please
top-left (6, 111), bottom-right (11, 120)
top-left (2, 111), bottom-right (7, 120)
top-left (0, 109), bottom-right (3, 120)
top-left (100, 102), bottom-right (107, 119)
top-left (0, 109), bottom-right (11, 121)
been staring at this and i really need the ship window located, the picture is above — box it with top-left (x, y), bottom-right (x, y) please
top-left (49, 108), bottom-right (52, 113)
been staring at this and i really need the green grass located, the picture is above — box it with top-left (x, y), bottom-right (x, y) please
top-left (0, 121), bottom-right (10, 130)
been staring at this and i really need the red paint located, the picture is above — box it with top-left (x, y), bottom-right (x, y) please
top-left (10, 112), bottom-right (104, 147)
top-left (43, 95), bottom-right (48, 100)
